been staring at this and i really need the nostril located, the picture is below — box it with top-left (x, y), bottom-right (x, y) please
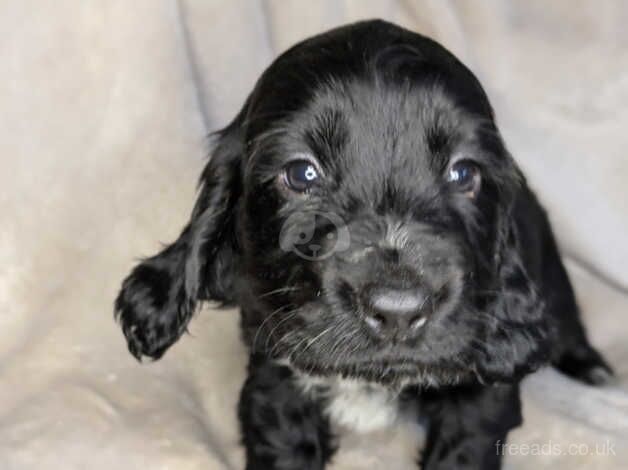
top-left (360, 284), bottom-right (433, 336)
top-left (409, 314), bottom-right (427, 330)
top-left (365, 313), bottom-right (387, 331)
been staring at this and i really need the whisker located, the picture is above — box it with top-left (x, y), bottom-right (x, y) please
top-left (263, 308), bottom-right (301, 351)
top-left (297, 326), bottom-right (335, 357)
top-left (252, 304), bottom-right (292, 352)
top-left (257, 286), bottom-right (301, 299)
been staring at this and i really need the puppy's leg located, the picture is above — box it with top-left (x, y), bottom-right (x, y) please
top-left (419, 384), bottom-right (521, 470)
top-left (238, 355), bottom-right (335, 470)
top-left (540, 224), bottom-right (614, 384)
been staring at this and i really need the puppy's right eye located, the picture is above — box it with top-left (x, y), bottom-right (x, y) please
top-left (283, 160), bottom-right (320, 192)
top-left (446, 160), bottom-right (481, 198)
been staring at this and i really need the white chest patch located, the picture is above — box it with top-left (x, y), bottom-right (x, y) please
top-left (295, 374), bottom-right (402, 433)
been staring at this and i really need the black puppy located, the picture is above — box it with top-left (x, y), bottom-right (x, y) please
top-left (115, 20), bottom-right (613, 469)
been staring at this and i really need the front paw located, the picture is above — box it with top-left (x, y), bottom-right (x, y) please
top-left (555, 345), bottom-right (615, 385)
top-left (245, 445), bottom-right (327, 470)
top-left (239, 357), bottom-right (334, 470)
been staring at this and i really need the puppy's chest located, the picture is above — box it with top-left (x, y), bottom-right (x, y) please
top-left (295, 374), bottom-right (417, 434)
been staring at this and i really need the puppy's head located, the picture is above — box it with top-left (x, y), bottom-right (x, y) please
top-left (116, 20), bottom-right (550, 386)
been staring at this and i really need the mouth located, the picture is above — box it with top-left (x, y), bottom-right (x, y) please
top-left (286, 348), bottom-right (474, 387)
top-left (262, 298), bottom-right (476, 386)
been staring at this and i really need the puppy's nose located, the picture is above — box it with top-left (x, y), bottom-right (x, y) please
top-left (361, 286), bottom-right (429, 340)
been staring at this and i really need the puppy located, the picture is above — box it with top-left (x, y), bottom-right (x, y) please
top-left (115, 20), bottom-right (613, 469)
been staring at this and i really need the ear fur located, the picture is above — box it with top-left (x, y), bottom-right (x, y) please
top-left (477, 210), bottom-right (551, 381)
top-left (114, 123), bottom-right (243, 360)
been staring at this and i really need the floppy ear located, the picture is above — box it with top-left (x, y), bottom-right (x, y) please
top-left (478, 206), bottom-right (552, 381)
top-left (114, 123), bottom-right (243, 360)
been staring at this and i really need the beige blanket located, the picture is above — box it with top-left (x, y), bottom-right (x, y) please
top-left (2, 1), bottom-right (627, 468)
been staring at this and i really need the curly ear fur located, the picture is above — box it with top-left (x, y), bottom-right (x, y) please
top-left (114, 124), bottom-right (243, 360)
top-left (477, 208), bottom-right (552, 382)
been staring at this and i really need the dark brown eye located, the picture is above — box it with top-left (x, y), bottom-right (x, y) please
top-left (446, 160), bottom-right (481, 198)
top-left (283, 160), bottom-right (320, 192)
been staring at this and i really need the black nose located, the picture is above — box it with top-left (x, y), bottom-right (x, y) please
top-left (361, 286), bottom-right (429, 340)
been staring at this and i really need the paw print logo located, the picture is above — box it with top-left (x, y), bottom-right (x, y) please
top-left (279, 211), bottom-right (350, 260)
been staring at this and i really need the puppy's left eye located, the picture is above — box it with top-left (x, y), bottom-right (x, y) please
top-left (283, 160), bottom-right (320, 192)
top-left (446, 160), bottom-right (481, 198)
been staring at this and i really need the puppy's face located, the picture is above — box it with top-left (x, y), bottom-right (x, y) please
top-left (116, 21), bottom-right (549, 387)
top-left (240, 80), bottom-right (491, 381)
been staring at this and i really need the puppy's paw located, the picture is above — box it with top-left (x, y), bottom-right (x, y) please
top-left (554, 345), bottom-right (615, 386)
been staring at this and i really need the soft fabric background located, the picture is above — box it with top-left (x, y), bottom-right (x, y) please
top-left (1, 1), bottom-right (627, 469)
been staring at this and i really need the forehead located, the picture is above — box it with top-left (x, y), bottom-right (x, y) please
top-left (302, 79), bottom-right (481, 168)
top-left (250, 78), bottom-right (486, 178)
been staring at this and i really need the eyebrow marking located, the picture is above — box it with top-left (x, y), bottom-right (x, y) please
top-left (303, 107), bottom-right (348, 166)
top-left (425, 124), bottom-right (451, 155)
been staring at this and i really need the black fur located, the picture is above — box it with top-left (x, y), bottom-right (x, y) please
top-left (238, 355), bottom-right (336, 470)
top-left (115, 20), bottom-right (613, 469)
